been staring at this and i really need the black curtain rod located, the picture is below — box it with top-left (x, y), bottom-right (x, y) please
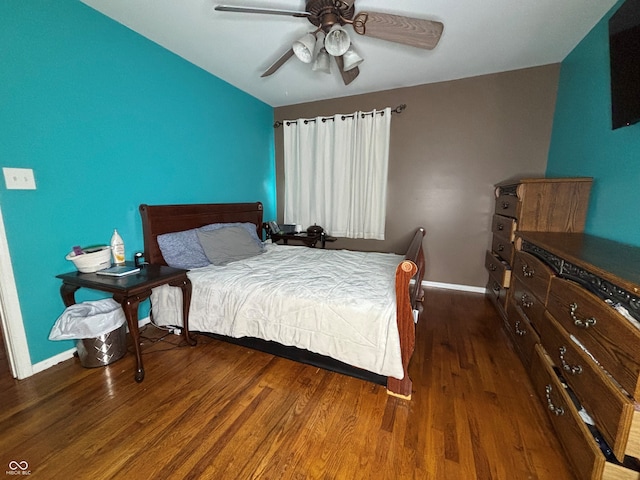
top-left (273, 104), bottom-right (406, 128)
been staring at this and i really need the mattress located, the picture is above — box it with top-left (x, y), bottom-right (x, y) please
top-left (150, 243), bottom-right (405, 378)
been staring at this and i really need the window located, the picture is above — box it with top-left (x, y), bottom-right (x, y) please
top-left (283, 107), bottom-right (391, 239)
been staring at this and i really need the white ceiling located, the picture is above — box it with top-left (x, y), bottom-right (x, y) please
top-left (80, 0), bottom-right (618, 107)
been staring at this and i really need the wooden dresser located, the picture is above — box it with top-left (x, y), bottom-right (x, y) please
top-left (485, 177), bottom-right (592, 320)
top-left (512, 232), bottom-right (640, 479)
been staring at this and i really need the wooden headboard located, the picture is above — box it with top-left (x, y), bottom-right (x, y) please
top-left (139, 202), bottom-right (264, 266)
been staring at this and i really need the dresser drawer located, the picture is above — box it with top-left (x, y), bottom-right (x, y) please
top-left (530, 345), bottom-right (640, 480)
top-left (491, 234), bottom-right (514, 265)
top-left (510, 276), bottom-right (546, 329)
top-left (530, 344), bottom-right (606, 480)
top-left (485, 250), bottom-right (511, 288)
top-left (491, 214), bottom-right (517, 242)
top-left (505, 299), bottom-right (540, 369)
top-left (512, 250), bottom-right (554, 303)
top-left (486, 279), bottom-right (508, 313)
top-left (547, 277), bottom-right (640, 399)
top-left (537, 310), bottom-right (638, 460)
top-left (495, 193), bottom-right (519, 219)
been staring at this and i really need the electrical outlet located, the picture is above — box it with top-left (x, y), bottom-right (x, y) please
top-left (3, 168), bottom-right (36, 190)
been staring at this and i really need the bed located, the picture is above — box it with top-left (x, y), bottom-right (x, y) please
top-left (139, 202), bottom-right (426, 399)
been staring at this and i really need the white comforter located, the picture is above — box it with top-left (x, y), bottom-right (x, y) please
top-left (150, 243), bottom-right (405, 378)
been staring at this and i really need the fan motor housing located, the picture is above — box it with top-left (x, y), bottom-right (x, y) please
top-left (306, 0), bottom-right (355, 31)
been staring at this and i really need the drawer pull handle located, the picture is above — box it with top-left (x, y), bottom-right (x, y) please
top-left (514, 320), bottom-right (526, 336)
top-left (501, 201), bottom-right (510, 210)
top-left (497, 223), bottom-right (504, 231)
top-left (489, 263), bottom-right (497, 271)
top-left (569, 303), bottom-right (597, 329)
top-left (545, 385), bottom-right (565, 416)
top-left (521, 293), bottom-right (533, 309)
top-left (497, 244), bottom-right (505, 252)
top-left (522, 264), bottom-right (535, 278)
top-left (559, 346), bottom-right (583, 375)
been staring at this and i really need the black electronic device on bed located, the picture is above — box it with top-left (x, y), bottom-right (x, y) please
top-left (266, 221), bottom-right (296, 235)
top-left (279, 223), bottom-right (296, 234)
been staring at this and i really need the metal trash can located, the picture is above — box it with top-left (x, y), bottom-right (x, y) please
top-left (75, 323), bottom-right (128, 368)
top-left (50, 298), bottom-right (128, 368)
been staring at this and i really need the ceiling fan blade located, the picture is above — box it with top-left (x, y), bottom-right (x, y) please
top-left (353, 12), bottom-right (444, 50)
top-left (334, 56), bottom-right (359, 86)
top-left (261, 48), bottom-right (295, 77)
top-left (215, 5), bottom-right (310, 18)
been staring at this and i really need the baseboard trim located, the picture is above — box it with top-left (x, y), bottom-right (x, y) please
top-left (424, 280), bottom-right (486, 294)
top-left (32, 348), bottom-right (77, 375)
top-left (31, 315), bottom-right (151, 377)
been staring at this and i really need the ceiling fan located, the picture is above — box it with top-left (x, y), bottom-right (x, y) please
top-left (215, 1), bottom-right (444, 85)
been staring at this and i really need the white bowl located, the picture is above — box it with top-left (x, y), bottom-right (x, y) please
top-left (66, 246), bottom-right (112, 273)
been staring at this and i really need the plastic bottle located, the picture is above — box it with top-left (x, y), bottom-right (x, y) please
top-left (110, 229), bottom-right (125, 265)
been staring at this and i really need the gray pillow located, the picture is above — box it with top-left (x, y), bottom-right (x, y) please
top-left (197, 226), bottom-right (264, 265)
top-left (158, 222), bottom-right (262, 269)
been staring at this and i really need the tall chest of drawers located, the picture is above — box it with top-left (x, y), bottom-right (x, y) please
top-left (485, 177), bottom-right (592, 321)
top-left (515, 232), bottom-right (640, 480)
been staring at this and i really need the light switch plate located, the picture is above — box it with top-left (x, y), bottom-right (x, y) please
top-left (3, 168), bottom-right (36, 190)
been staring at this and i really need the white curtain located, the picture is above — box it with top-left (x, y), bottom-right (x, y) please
top-left (283, 107), bottom-right (391, 240)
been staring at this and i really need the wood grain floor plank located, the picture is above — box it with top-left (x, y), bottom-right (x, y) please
top-left (0, 289), bottom-right (577, 479)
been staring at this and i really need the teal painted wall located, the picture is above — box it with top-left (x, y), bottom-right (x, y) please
top-left (547, 0), bottom-right (640, 246)
top-left (1, 1), bottom-right (276, 364)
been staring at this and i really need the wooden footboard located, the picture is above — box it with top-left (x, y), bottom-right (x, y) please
top-left (387, 227), bottom-right (426, 399)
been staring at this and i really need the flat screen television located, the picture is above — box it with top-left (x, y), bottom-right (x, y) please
top-left (609, 0), bottom-right (640, 129)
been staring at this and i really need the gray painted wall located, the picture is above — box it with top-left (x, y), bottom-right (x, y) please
top-left (274, 64), bottom-right (560, 288)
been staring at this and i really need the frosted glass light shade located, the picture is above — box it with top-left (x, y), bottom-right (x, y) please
top-left (293, 33), bottom-right (317, 63)
top-left (342, 46), bottom-right (363, 71)
top-left (312, 48), bottom-right (331, 73)
top-left (324, 25), bottom-right (350, 56)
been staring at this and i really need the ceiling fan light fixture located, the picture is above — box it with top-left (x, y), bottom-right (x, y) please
top-left (324, 24), bottom-right (350, 56)
top-left (312, 48), bottom-right (331, 74)
top-left (219, 0), bottom-right (445, 84)
top-left (292, 33), bottom-right (317, 63)
top-left (341, 46), bottom-right (363, 72)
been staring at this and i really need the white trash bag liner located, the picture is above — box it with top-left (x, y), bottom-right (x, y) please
top-left (49, 299), bottom-right (126, 340)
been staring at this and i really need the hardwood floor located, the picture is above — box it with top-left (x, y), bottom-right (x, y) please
top-left (0, 289), bottom-right (575, 479)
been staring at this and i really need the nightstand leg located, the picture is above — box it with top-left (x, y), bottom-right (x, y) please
top-left (170, 276), bottom-right (196, 346)
top-left (59, 284), bottom-right (80, 307)
top-left (114, 293), bottom-right (145, 383)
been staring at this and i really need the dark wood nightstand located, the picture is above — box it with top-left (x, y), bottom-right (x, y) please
top-left (56, 262), bottom-right (195, 382)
